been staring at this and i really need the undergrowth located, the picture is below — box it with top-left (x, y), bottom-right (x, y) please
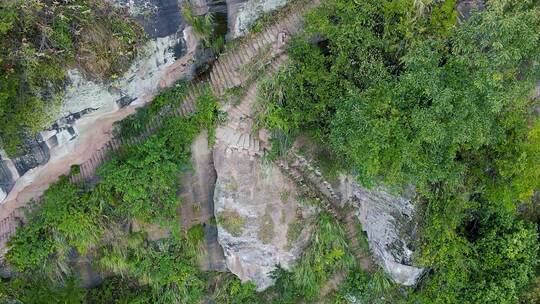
top-left (2, 82), bottom-right (219, 303)
top-left (0, 0), bottom-right (145, 156)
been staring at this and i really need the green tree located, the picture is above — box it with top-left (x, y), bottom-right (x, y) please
top-left (6, 177), bottom-right (102, 278)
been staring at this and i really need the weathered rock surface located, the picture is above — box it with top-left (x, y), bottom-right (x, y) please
top-left (338, 176), bottom-right (424, 286)
top-left (114, 0), bottom-right (184, 38)
top-left (227, 0), bottom-right (291, 38)
top-left (213, 143), bottom-right (314, 290)
top-left (211, 58), bottom-right (315, 289)
top-left (178, 130), bottom-right (227, 272)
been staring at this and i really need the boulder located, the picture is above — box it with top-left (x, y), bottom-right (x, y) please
top-left (213, 143), bottom-right (314, 290)
top-left (340, 177), bottom-right (424, 286)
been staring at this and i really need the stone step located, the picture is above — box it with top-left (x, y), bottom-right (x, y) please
top-left (244, 42), bottom-right (254, 59)
top-left (209, 70), bottom-right (220, 92)
top-left (224, 55), bottom-right (236, 77)
top-left (251, 135), bottom-right (257, 151)
top-left (255, 35), bottom-right (266, 52)
top-left (247, 40), bottom-right (258, 57)
top-left (262, 30), bottom-right (273, 45)
top-left (184, 99), bottom-right (194, 114)
top-left (195, 83), bottom-right (204, 96)
top-left (173, 105), bottom-right (182, 117)
top-left (240, 47), bottom-right (250, 65)
top-left (180, 100), bottom-right (188, 116)
top-left (223, 59), bottom-right (241, 88)
top-left (188, 95), bottom-right (197, 112)
top-left (229, 50), bottom-right (242, 67)
top-left (235, 132), bottom-right (244, 147)
top-left (269, 24), bottom-right (279, 37)
top-left (248, 134), bottom-right (254, 150)
top-left (215, 62), bottom-right (230, 90)
top-left (181, 96), bottom-right (190, 114)
top-left (243, 133), bottom-right (250, 149)
top-left (230, 52), bottom-right (242, 70)
top-left (254, 137), bottom-right (260, 152)
top-left (213, 62), bottom-right (226, 89)
top-left (187, 90), bottom-right (196, 105)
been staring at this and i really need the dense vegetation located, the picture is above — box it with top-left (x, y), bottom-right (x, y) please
top-left (0, 0), bottom-right (144, 156)
top-left (1, 85), bottom-right (220, 303)
top-left (2, 0), bottom-right (540, 303)
top-left (259, 0), bottom-right (540, 302)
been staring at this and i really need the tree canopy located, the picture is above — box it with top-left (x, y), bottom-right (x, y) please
top-left (260, 0), bottom-right (540, 302)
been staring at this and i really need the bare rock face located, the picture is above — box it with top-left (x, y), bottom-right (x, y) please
top-left (213, 143), bottom-right (314, 290)
top-left (227, 0), bottom-right (291, 39)
top-left (339, 176), bottom-right (424, 286)
top-left (114, 0), bottom-right (184, 38)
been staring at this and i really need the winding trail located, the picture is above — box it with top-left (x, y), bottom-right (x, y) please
top-left (277, 151), bottom-right (376, 299)
top-left (1, 2), bottom-right (367, 299)
top-left (0, 0), bottom-right (323, 267)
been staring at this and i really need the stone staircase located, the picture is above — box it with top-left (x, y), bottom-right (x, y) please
top-left (216, 54), bottom-right (289, 157)
top-left (0, 209), bottom-right (23, 257)
top-left (0, 0), bottom-right (322, 261)
top-left (69, 0), bottom-right (316, 185)
top-left (277, 151), bottom-right (374, 272)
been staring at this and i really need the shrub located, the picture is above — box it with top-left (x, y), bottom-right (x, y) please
top-left (270, 213), bottom-right (355, 301)
top-left (6, 177), bottom-right (102, 278)
top-left (218, 209), bottom-right (246, 236)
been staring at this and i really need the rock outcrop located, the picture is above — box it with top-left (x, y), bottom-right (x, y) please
top-left (279, 147), bottom-right (423, 286)
top-left (227, 0), bottom-right (291, 38)
top-left (207, 2), bottom-right (321, 282)
top-left (213, 142), bottom-right (314, 290)
top-left (212, 53), bottom-right (315, 290)
top-left (339, 177), bottom-right (424, 286)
